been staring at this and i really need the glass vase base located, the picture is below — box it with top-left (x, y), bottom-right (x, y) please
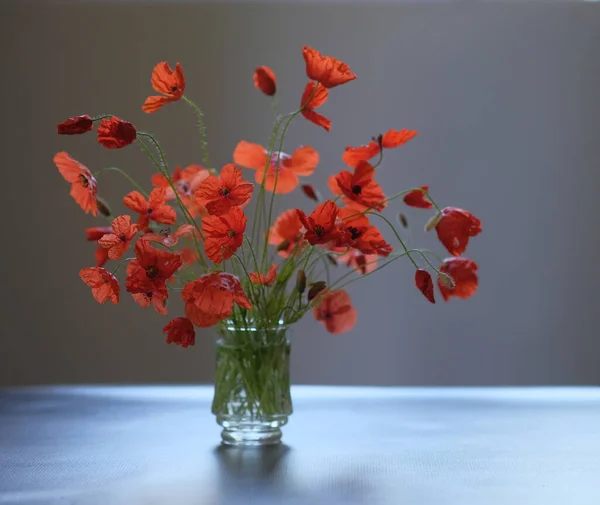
top-left (218, 416), bottom-right (288, 447)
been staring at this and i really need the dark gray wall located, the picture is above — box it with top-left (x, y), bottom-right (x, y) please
top-left (1, 1), bottom-right (599, 386)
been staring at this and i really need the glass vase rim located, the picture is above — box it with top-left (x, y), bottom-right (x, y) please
top-left (221, 319), bottom-right (289, 332)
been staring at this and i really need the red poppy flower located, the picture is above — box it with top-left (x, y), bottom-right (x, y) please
top-left (313, 290), bottom-right (357, 334)
top-left (97, 116), bottom-right (137, 149)
top-left (126, 275), bottom-right (169, 315)
top-left (142, 224), bottom-right (196, 248)
top-left (296, 200), bottom-right (340, 245)
top-left (435, 207), bottom-right (482, 257)
top-left (250, 264), bottom-right (278, 286)
top-left (202, 207), bottom-right (247, 264)
top-left (233, 141), bottom-right (318, 194)
top-left (79, 267), bottom-right (120, 304)
top-left (342, 128), bottom-right (419, 168)
top-left (438, 257), bottom-right (479, 301)
top-left (336, 208), bottom-right (393, 257)
top-left (54, 152), bottom-right (98, 216)
top-left (142, 62), bottom-right (185, 113)
top-left (301, 184), bottom-right (320, 202)
top-left (182, 273), bottom-right (252, 328)
top-left (253, 66), bottom-right (276, 96)
top-left (152, 165), bottom-right (210, 217)
top-left (302, 46), bottom-right (356, 88)
top-left (98, 215), bottom-right (139, 260)
top-left (163, 317), bottom-right (195, 348)
top-left (194, 163), bottom-right (253, 215)
top-left (300, 81), bottom-right (331, 132)
top-left (329, 160), bottom-right (386, 212)
top-left (57, 115), bottom-right (93, 135)
top-left (415, 269), bottom-right (435, 304)
top-left (268, 209), bottom-right (306, 257)
top-left (126, 240), bottom-right (182, 289)
top-left (123, 187), bottom-right (177, 229)
top-left (86, 226), bottom-right (112, 267)
top-left (403, 186), bottom-right (432, 209)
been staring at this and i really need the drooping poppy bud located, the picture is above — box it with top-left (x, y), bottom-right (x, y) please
top-left (57, 115), bottom-right (94, 135)
top-left (296, 270), bottom-right (307, 294)
top-left (307, 281), bottom-right (327, 301)
top-left (253, 66), bottom-right (277, 96)
top-left (301, 184), bottom-right (321, 202)
top-left (437, 271), bottom-right (456, 290)
top-left (97, 197), bottom-right (112, 218)
top-left (424, 212), bottom-right (442, 232)
top-left (397, 212), bottom-right (408, 228)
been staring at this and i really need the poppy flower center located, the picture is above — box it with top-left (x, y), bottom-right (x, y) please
top-left (219, 187), bottom-right (231, 197)
top-left (178, 182), bottom-right (191, 195)
top-left (313, 225), bottom-right (325, 236)
top-left (79, 175), bottom-right (89, 187)
top-left (146, 266), bottom-right (159, 278)
top-left (227, 229), bottom-right (236, 238)
top-left (347, 226), bottom-right (361, 240)
top-left (171, 85), bottom-right (178, 93)
top-left (145, 291), bottom-right (153, 299)
top-left (351, 185), bottom-right (362, 195)
top-left (147, 208), bottom-right (153, 214)
top-left (119, 234), bottom-right (127, 242)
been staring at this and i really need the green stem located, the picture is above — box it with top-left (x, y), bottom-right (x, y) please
top-left (94, 167), bottom-right (148, 197)
top-left (110, 256), bottom-right (135, 276)
top-left (365, 211), bottom-right (419, 269)
top-left (182, 95), bottom-right (211, 170)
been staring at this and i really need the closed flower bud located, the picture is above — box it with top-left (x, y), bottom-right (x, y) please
top-left (326, 254), bottom-right (338, 266)
top-left (97, 197), bottom-right (111, 218)
top-left (57, 115), bottom-right (93, 135)
top-left (424, 212), bottom-right (442, 232)
top-left (307, 281), bottom-right (327, 301)
top-left (397, 212), bottom-right (408, 228)
top-left (296, 270), bottom-right (307, 294)
top-left (276, 239), bottom-right (290, 252)
top-left (437, 271), bottom-right (455, 289)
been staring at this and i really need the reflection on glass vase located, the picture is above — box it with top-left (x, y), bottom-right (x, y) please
top-left (212, 320), bottom-right (292, 446)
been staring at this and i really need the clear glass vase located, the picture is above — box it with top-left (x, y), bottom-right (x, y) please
top-left (212, 320), bottom-right (292, 446)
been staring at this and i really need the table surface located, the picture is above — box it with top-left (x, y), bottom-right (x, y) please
top-left (1, 386), bottom-right (599, 505)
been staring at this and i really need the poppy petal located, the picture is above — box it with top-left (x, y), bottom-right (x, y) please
top-left (233, 141), bottom-right (267, 170)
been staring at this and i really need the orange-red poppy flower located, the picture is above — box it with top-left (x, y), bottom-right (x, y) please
top-left (163, 317), bottom-right (195, 347)
top-left (202, 207), bottom-right (247, 263)
top-left (54, 152), bottom-right (98, 216)
top-left (253, 66), bottom-right (276, 96)
top-left (142, 224), bottom-right (197, 248)
top-left (126, 275), bottom-right (169, 315)
top-left (142, 62), bottom-right (185, 113)
top-left (123, 187), bottom-right (177, 229)
top-left (79, 267), bottom-right (120, 304)
top-left (97, 117), bottom-right (137, 149)
top-left (313, 289), bottom-right (357, 334)
top-left (268, 209), bottom-right (306, 257)
top-left (300, 81), bottom-right (331, 132)
top-left (57, 115), bottom-right (93, 135)
top-left (297, 200), bottom-right (340, 245)
top-left (415, 269), bottom-right (435, 304)
top-left (435, 207), bottom-right (482, 257)
top-left (182, 272), bottom-right (252, 328)
top-left (336, 208), bottom-right (393, 257)
top-left (126, 240), bottom-right (182, 289)
top-left (438, 257), bottom-right (479, 301)
top-left (250, 264), bottom-right (278, 286)
top-left (330, 160), bottom-right (386, 212)
top-left (302, 46), bottom-right (356, 89)
top-left (233, 141), bottom-right (318, 194)
top-left (86, 226), bottom-right (113, 267)
top-left (194, 163), bottom-right (253, 215)
top-left (152, 165), bottom-right (210, 217)
top-left (403, 186), bottom-right (432, 209)
top-left (98, 215), bottom-right (139, 260)
top-left (342, 129), bottom-right (419, 167)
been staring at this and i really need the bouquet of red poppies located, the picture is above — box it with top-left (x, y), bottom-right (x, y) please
top-left (55, 46), bottom-right (481, 349)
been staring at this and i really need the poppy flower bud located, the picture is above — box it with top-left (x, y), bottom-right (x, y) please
top-left (253, 66), bottom-right (277, 96)
top-left (307, 281), bottom-right (327, 301)
top-left (296, 270), bottom-right (307, 294)
top-left (326, 254), bottom-right (338, 266)
top-left (424, 212), bottom-right (442, 232)
top-left (97, 197), bottom-right (112, 218)
top-left (397, 212), bottom-right (408, 228)
top-left (57, 115), bottom-right (93, 135)
top-left (437, 271), bottom-right (456, 289)
top-left (301, 184), bottom-right (320, 202)
top-left (276, 239), bottom-right (290, 252)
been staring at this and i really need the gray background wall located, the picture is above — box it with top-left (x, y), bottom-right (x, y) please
top-left (0, 1), bottom-right (598, 386)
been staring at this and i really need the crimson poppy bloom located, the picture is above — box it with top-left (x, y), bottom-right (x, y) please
top-left (54, 152), bottom-right (98, 216)
top-left (97, 117), bottom-right (137, 149)
top-left (79, 267), bottom-right (120, 304)
top-left (438, 257), bottom-right (479, 301)
top-left (126, 275), bottom-right (169, 315)
top-left (330, 160), bottom-right (386, 211)
top-left (163, 317), bottom-right (195, 347)
top-left (57, 115), bottom-right (93, 135)
top-left (98, 215), bottom-right (139, 260)
top-left (415, 269), bottom-right (435, 304)
top-left (233, 141), bottom-right (318, 194)
top-left (403, 186), bottom-right (432, 209)
top-left (296, 200), bottom-right (340, 245)
top-left (302, 46), bottom-right (356, 88)
top-left (142, 62), bottom-right (185, 113)
top-left (202, 207), bottom-right (247, 263)
top-left (126, 240), bottom-right (182, 289)
top-left (182, 273), bottom-right (252, 328)
top-left (268, 209), bottom-right (306, 257)
top-left (253, 66), bottom-right (276, 96)
top-left (250, 264), bottom-right (278, 286)
top-left (123, 188), bottom-right (177, 229)
top-left (300, 81), bottom-right (331, 132)
top-left (435, 207), bottom-right (482, 256)
top-left (194, 163), bottom-right (253, 215)
top-left (152, 165), bottom-right (210, 217)
top-left (313, 289), bottom-right (357, 334)
top-left (85, 226), bottom-right (113, 267)
top-left (342, 128), bottom-right (419, 167)
top-left (142, 224), bottom-right (196, 248)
